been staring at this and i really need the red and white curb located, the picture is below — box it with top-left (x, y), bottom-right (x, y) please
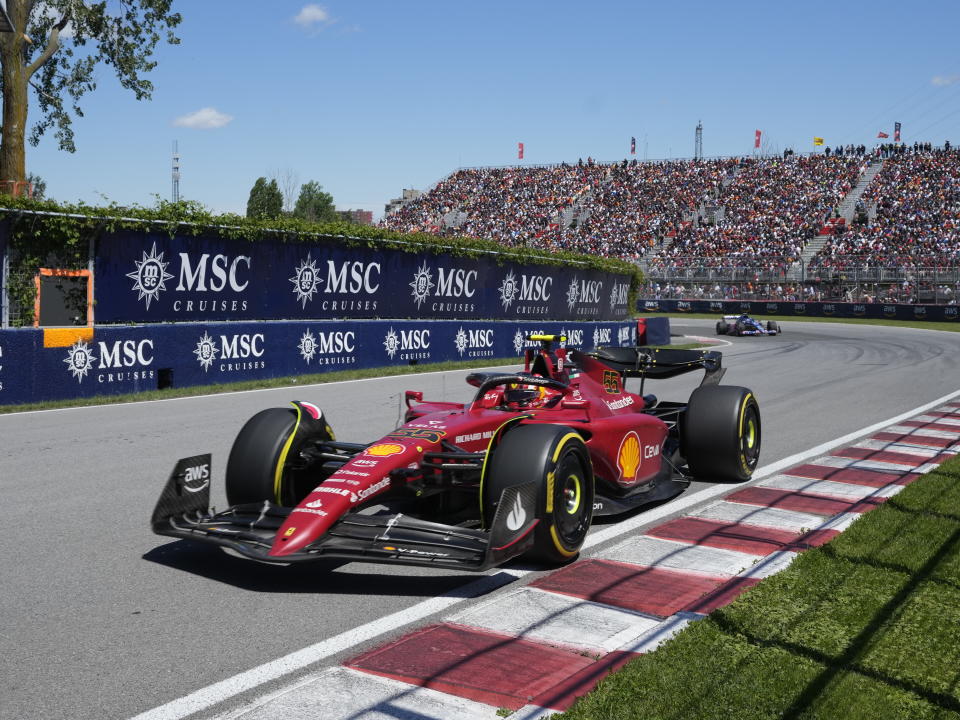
top-left (167, 401), bottom-right (960, 720)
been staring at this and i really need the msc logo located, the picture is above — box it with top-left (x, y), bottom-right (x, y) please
top-left (609, 282), bottom-right (629, 310)
top-left (64, 340), bottom-right (96, 383)
top-left (326, 260), bottom-right (380, 295)
top-left (454, 327), bottom-right (494, 357)
top-left (593, 327), bottom-right (612, 348)
top-left (127, 243), bottom-right (174, 310)
top-left (563, 328), bottom-right (584, 346)
top-left (618, 327), bottom-right (632, 346)
top-left (383, 327), bottom-right (430, 359)
top-left (194, 332), bottom-right (265, 371)
top-left (176, 253), bottom-right (251, 293)
top-left (98, 339), bottom-right (154, 369)
top-left (181, 463), bottom-right (210, 493)
top-left (566, 277), bottom-right (603, 310)
top-left (499, 270), bottom-right (553, 310)
top-left (298, 330), bottom-right (356, 364)
top-left (410, 263), bottom-right (476, 308)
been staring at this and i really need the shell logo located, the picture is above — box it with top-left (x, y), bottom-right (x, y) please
top-left (365, 443), bottom-right (405, 457)
top-left (617, 431), bottom-right (641, 485)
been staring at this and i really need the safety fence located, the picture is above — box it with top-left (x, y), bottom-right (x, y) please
top-left (0, 319), bottom-right (638, 407)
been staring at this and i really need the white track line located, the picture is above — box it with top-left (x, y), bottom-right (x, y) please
top-left (129, 384), bottom-right (960, 720)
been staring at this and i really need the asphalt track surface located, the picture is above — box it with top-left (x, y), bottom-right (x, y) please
top-left (2, 319), bottom-right (959, 720)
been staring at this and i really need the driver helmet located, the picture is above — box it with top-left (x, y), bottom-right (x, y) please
top-left (504, 382), bottom-right (547, 409)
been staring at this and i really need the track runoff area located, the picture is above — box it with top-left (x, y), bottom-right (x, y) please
top-left (116, 320), bottom-right (960, 720)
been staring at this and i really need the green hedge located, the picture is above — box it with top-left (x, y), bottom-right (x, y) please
top-left (0, 197), bottom-right (642, 326)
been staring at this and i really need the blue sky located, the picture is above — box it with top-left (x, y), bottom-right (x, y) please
top-left (23, 0), bottom-right (960, 218)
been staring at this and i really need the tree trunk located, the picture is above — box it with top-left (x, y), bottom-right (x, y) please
top-left (0, 0), bottom-right (29, 185)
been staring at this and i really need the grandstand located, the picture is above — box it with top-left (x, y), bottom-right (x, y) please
top-left (381, 144), bottom-right (960, 304)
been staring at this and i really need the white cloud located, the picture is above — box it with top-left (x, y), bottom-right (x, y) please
top-left (294, 4), bottom-right (333, 29)
top-left (932, 74), bottom-right (960, 87)
top-left (173, 107), bottom-right (233, 130)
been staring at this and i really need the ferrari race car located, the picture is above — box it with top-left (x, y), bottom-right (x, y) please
top-left (152, 335), bottom-right (761, 571)
top-left (716, 314), bottom-right (781, 336)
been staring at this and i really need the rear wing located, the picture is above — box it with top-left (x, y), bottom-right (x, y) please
top-left (575, 346), bottom-right (726, 385)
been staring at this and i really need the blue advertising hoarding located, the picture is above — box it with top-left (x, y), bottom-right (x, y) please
top-left (639, 298), bottom-right (960, 322)
top-left (0, 319), bottom-right (637, 407)
top-left (94, 231), bottom-right (633, 323)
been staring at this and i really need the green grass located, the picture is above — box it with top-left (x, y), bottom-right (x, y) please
top-left (557, 461), bottom-right (960, 720)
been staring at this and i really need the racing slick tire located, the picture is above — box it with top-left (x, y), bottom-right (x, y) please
top-left (767, 320), bottom-right (781, 334)
top-left (716, 321), bottom-right (729, 335)
top-left (684, 385), bottom-right (760, 482)
top-left (225, 407), bottom-right (332, 506)
top-left (483, 424), bottom-right (594, 565)
top-left (733, 320), bottom-right (747, 336)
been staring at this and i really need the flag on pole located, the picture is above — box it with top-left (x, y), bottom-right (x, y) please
top-left (813, 137), bottom-right (824, 146)
top-left (518, 142), bottom-right (524, 160)
top-left (894, 122), bottom-right (901, 143)
top-left (630, 137), bottom-right (636, 155)
top-left (877, 131), bottom-right (889, 139)
top-left (754, 130), bottom-right (762, 149)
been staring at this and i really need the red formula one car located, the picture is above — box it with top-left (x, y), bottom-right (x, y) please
top-left (152, 335), bottom-right (761, 570)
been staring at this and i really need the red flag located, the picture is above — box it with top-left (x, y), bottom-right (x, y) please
top-left (518, 142), bottom-right (524, 160)
top-left (630, 136), bottom-right (636, 155)
top-left (877, 131), bottom-right (889, 139)
top-left (894, 122), bottom-right (901, 142)
top-left (754, 130), bottom-right (762, 149)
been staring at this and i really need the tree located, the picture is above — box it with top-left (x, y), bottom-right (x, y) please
top-left (293, 181), bottom-right (337, 223)
top-left (246, 177), bottom-right (283, 219)
top-left (272, 168), bottom-right (300, 214)
top-left (0, 1), bottom-right (181, 185)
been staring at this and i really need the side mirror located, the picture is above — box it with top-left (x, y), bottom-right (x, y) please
top-left (404, 390), bottom-right (423, 408)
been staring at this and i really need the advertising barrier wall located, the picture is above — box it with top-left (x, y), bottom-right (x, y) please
top-left (95, 231), bottom-right (633, 323)
top-left (0, 319), bottom-right (637, 407)
top-left (639, 298), bottom-right (960, 322)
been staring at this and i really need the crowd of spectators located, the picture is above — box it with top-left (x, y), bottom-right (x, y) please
top-left (810, 146), bottom-right (960, 273)
top-left (381, 143), bottom-right (960, 304)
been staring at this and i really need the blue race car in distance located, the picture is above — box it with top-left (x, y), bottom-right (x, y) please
top-left (716, 314), bottom-right (781, 336)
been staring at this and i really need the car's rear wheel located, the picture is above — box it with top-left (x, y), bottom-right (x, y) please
top-left (684, 385), bottom-right (760, 482)
top-left (226, 406), bottom-right (333, 506)
top-left (483, 424), bottom-right (594, 564)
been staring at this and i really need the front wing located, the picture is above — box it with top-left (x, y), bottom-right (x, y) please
top-left (151, 455), bottom-right (540, 571)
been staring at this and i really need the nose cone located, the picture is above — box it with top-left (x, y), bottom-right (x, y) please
top-left (268, 492), bottom-right (350, 557)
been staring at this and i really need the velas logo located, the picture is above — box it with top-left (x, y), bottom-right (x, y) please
top-left (609, 282), bottom-right (629, 310)
top-left (365, 443), bottom-right (404, 457)
top-left (64, 340), bottom-right (96, 383)
top-left (454, 327), bottom-right (495, 357)
top-left (127, 243), bottom-right (174, 310)
top-left (298, 330), bottom-right (356, 365)
top-left (383, 327), bottom-right (430, 360)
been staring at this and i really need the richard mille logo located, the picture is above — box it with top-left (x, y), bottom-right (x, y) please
top-left (127, 242), bottom-right (174, 310)
top-left (409, 262), bottom-right (434, 309)
top-left (193, 332), bottom-right (218, 371)
top-left (499, 270), bottom-right (519, 310)
top-left (64, 340), bottom-right (96, 383)
top-left (290, 254), bottom-right (322, 308)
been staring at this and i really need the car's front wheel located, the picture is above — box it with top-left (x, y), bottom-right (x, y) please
top-left (483, 424), bottom-right (594, 564)
top-left (684, 385), bottom-right (760, 482)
